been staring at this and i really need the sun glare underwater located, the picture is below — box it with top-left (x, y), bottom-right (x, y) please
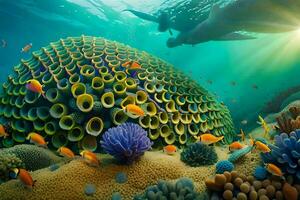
top-left (1, 0), bottom-right (300, 199)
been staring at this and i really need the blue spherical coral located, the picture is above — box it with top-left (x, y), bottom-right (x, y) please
top-left (215, 160), bottom-right (234, 174)
top-left (261, 130), bottom-right (300, 180)
top-left (100, 123), bottom-right (153, 164)
top-left (253, 166), bottom-right (267, 180)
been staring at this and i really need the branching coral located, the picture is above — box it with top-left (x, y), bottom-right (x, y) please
top-left (0, 153), bottom-right (25, 183)
top-left (180, 142), bottom-right (217, 167)
top-left (276, 106), bottom-right (300, 133)
top-left (261, 130), bottom-right (300, 180)
top-left (133, 178), bottom-right (205, 200)
top-left (100, 123), bottom-right (153, 164)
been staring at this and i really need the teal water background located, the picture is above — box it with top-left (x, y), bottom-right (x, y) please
top-left (1, 0), bottom-right (300, 131)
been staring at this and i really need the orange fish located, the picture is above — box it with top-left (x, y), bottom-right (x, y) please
top-left (0, 124), bottom-right (9, 138)
top-left (254, 141), bottom-right (271, 153)
top-left (163, 145), bottom-right (177, 155)
top-left (80, 150), bottom-right (100, 167)
top-left (229, 141), bottom-right (244, 152)
top-left (265, 163), bottom-right (283, 177)
top-left (122, 61), bottom-right (141, 69)
top-left (27, 132), bottom-right (47, 148)
top-left (21, 43), bottom-right (32, 53)
top-left (198, 133), bottom-right (224, 145)
top-left (123, 104), bottom-right (145, 118)
top-left (26, 79), bottom-right (45, 97)
top-left (57, 147), bottom-right (75, 159)
top-left (11, 168), bottom-right (36, 189)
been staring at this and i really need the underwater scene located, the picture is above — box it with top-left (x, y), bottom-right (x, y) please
top-left (1, 0), bottom-right (300, 199)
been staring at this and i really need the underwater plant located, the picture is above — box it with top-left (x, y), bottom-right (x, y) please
top-left (261, 130), bottom-right (300, 180)
top-left (100, 123), bottom-right (153, 164)
top-left (0, 152), bottom-right (25, 183)
top-left (180, 142), bottom-right (218, 167)
top-left (0, 36), bottom-right (235, 152)
top-left (215, 160), bottom-right (234, 174)
top-left (253, 166), bottom-right (267, 180)
top-left (133, 178), bottom-right (204, 200)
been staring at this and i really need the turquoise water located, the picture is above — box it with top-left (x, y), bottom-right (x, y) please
top-left (1, 0), bottom-right (300, 131)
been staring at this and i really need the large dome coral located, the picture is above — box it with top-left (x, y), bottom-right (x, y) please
top-left (0, 36), bottom-right (234, 150)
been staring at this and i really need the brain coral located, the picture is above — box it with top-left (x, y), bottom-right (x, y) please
top-left (0, 35), bottom-right (234, 150)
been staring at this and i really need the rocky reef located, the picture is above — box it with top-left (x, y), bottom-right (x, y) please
top-left (0, 36), bottom-right (235, 151)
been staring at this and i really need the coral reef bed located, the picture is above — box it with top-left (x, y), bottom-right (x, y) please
top-left (0, 147), bottom-right (260, 200)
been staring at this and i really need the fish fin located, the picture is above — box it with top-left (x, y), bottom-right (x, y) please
top-left (41, 92), bottom-right (46, 99)
top-left (158, 12), bottom-right (170, 32)
top-left (169, 29), bottom-right (173, 36)
top-left (215, 33), bottom-right (256, 41)
top-left (125, 111), bottom-right (140, 119)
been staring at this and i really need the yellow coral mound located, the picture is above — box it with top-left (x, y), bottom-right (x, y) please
top-left (0, 147), bottom-right (261, 200)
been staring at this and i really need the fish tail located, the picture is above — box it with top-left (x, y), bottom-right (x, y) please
top-left (41, 91), bottom-right (46, 99)
top-left (218, 136), bottom-right (224, 142)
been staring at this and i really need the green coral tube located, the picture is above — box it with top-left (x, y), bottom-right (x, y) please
top-left (76, 94), bottom-right (94, 112)
top-left (12, 131), bottom-right (26, 143)
top-left (11, 120), bottom-right (30, 133)
top-left (200, 122), bottom-right (209, 133)
top-left (52, 131), bottom-right (68, 148)
top-left (2, 137), bottom-right (14, 148)
top-left (59, 115), bottom-right (75, 131)
top-left (180, 114), bottom-right (193, 124)
top-left (71, 83), bottom-right (86, 98)
top-left (136, 90), bottom-right (148, 104)
top-left (80, 135), bottom-right (97, 152)
top-left (139, 115), bottom-right (151, 129)
top-left (158, 112), bottom-right (169, 124)
top-left (144, 82), bottom-right (155, 93)
top-left (57, 78), bottom-right (70, 93)
top-left (12, 107), bottom-right (21, 119)
top-left (113, 82), bottom-right (126, 97)
top-left (125, 78), bottom-right (137, 92)
top-left (27, 107), bottom-right (38, 121)
top-left (98, 66), bottom-right (109, 75)
top-left (24, 91), bottom-right (40, 104)
top-left (69, 73), bottom-right (81, 85)
top-left (80, 65), bottom-right (95, 82)
top-left (145, 102), bottom-right (157, 117)
top-left (149, 115), bottom-right (160, 129)
top-left (46, 88), bottom-right (63, 103)
top-left (164, 132), bottom-right (176, 145)
top-left (101, 92), bottom-right (115, 108)
top-left (159, 124), bottom-right (171, 138)
top-left (149, 129), bottom-right (160, 140)
top-left (102, 74), bottom-right (115, 87)
top-left (85, 117), bottom-right (104, 137)
top-left (179, 133), bottom-right (188, 145)
top-left (188, 123), bottom-right (199, 136)
top-left (111, 108), bottom-right (128, 126)
top-left (166, 100), bottom-right (177, 113)
top-left (175, 122), bottom-right (185, 135)
top-left (175, 96), bottom-right (186, 106)
top-left (91, 77), bottom-right (104, 94)
top-left (120, 95), bottom-right (135, 108)
top-left (171, 111), bottom-right (180, 124)
top-left (45, 121), bottom-right (58, 136)
top-left (50, 103), bottom-right (68, 119)
top-left (68, 126), bottom-right (84, 142)
top-left (36, 107), bottom-right (50, 121)
top-left (20, 106), bottom-right (29, 120)
top-left (192, 114), bottom-right (201, 123)
top-left (33, 120), bottom-right (45, 131)
top-left (115, 71), bottom-right (127, 82)
top-left (15, 96), bottom-right (25, 108)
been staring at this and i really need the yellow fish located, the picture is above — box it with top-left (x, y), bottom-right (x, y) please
top-left (21, 43), bottom-right (32, 53)
top-left (198, 133), bottom-right (224, 145)
top-left (254, 141), bottom-right (271, 153)
top-left (57, 147), bottom-right (75, 159)
top-left (80, 150), bottom-right (100, 167)
top-left (123, 104), bottom-right (146, 119)
top-left (26, 79), bottom-right (45, 98)
top-left (265, 163), bottom-right (283, 177)
top-left (163, 145), bottom-right (177, 155)
top-left (257, 115), bottom-right (270, 138)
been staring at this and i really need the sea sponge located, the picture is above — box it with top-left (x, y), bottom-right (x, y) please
top-left (0, 36), bottom-right (235, 151)
top-left (100, 123), bottom-right (153, 164)
top-left (253, 166), bottom-right (267, 180)
top-left (0, 153), bottom-right (25, 183)
top-left (180, 142), bottom-right (218, 167)
top-left (133, 178), bottom-right (202, 200)
top-left (261, 130), bottom-right (300, 180)
top-left (1, 144), bottom-right (62, 171)
top-left (215, 160), bottom-right (234, 174)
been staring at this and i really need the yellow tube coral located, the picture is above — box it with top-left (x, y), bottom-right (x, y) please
top-left (120, 95), bottom-right (135, 108)
top-left (179, 133), bottom-right (187, 145)
top-left (158, 111), bottom-right (169, 124)
top-left (164, 132), bottom-right (176, 145)
top-left (100, 92), bottom-right (115, 108)
top-left (166, 100), bottom-right (177, 113)
top-left (59, 115), bottom-right (75, 131)
top-left (111, 108), bottom-right (128, 126)
top-left (76, 94), bottom-right (94, 112)
top-left (159, 124), bottom-right (171, 138)
top-left (139, 115), bottom-right (151, 129)
top-left (145, 102), bottom-right (157, 116)
top-left (80, 65), bottom-right (95, 82)
top-left (85, 117), bottom-right (104, 137)
top-left (149, 115), bottom-right (160, 129)
top-left (174, 122), bottom-right (185, 135)
top-left (91, 77), bottom-right (104, 94)
top-left (45, 121), bottom-right (58, 136)
top-left (113, 82), bottom-right (126, 97)
top-left (50, 103), bottom-right (68, 119)
top-left (171, 111), bottom-right (180, 124)
top-left (102, 74), bottom-right (115, 87)
top-left (149, 129), bottom-right (160, 140)
top-left (71, 83), bottom-right (86, 98)
top-left (125, 78), bottom-right (137, 92)
top-left (136, 90), bottom-right (148, 104)
top-left (180, 114), bottom-right (193, 124)
top-left (69, 73), bottom-right (81, 85)
top-left (115, 71), bottom-right (127, 82)
top-left (144, 82), bottom-right (155, 93)
top-left (188, 123), bottom-right (199, 136)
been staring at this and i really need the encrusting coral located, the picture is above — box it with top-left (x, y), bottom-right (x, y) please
top-left (180, 142), bottom-right (218, 167)
top-left (0, 36), bottom-right (235, 151)
top-left (100, 123), bottom-right (153, 164)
